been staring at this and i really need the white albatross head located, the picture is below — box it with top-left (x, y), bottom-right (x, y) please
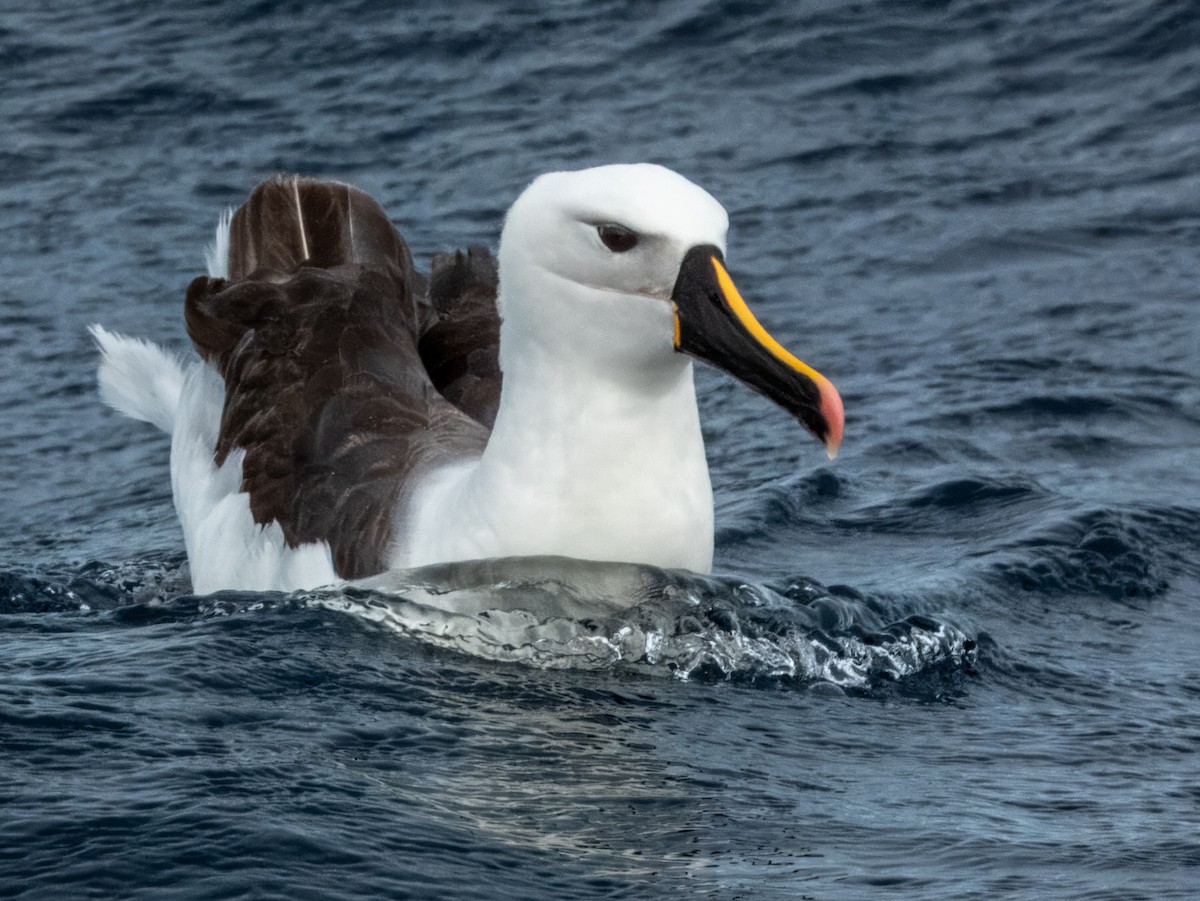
top-left (497, 164), bottom-right (726, 378)
top-left (495, 163), bottom-right (844, 456)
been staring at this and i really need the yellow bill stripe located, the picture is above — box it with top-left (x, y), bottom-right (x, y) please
top-left (710, 256), bottom-right (832, 390)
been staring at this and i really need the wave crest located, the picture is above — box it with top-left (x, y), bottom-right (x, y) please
top-left (329, 556), bottom-right (977, 687)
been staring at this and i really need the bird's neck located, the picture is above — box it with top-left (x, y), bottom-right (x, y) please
top-left (404, 323), bottom-right (716, 573)
top-left (484, 342), bottom-right (715, 569)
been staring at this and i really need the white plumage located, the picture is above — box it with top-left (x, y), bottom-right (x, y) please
top-left (95, 164), bottom-right (841, 593)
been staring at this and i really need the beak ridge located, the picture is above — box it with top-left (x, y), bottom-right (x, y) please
top-left (672, 246), bottom-right (844, 458)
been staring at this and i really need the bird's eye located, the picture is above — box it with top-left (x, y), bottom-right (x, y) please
top-left (597, 223), bottom-right (639, 253)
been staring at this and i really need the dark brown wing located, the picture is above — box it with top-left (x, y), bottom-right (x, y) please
top-left (419, 247), bottom-right (502, 429)
top-left (184, 177), bottom-right (486, 579)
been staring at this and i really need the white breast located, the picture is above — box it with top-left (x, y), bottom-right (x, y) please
top-left (397, 354), bottom-right (715, 573)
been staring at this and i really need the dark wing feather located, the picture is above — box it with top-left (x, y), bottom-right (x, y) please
top-left (184, 177), bottom-right (487, 579)
top-left (419, 247), bottom-right (502, 429)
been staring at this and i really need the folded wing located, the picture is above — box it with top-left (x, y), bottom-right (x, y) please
top-left (183, 177), bottom-right (498, 578)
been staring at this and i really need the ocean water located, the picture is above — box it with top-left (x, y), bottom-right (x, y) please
top-left (2, 0), bottom-right (1199, 898)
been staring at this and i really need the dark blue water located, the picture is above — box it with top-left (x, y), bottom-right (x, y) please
top-left (3, 1), bottom-right (1199, 898)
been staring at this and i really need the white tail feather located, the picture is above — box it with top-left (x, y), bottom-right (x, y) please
top-left (203, 207), bottom-right (233, 278)
top-left (90, 324), bottom-right (186, 434)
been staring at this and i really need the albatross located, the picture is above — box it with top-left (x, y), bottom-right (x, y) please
top-left (92, 164), bottom-right (843, 594)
